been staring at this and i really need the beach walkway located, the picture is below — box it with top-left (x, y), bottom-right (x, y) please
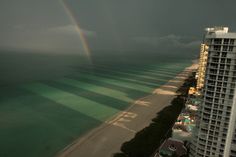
top-left (57, 63), bottom-right (198, 157)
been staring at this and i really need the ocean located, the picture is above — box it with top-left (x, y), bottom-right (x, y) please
top-left (0, 50), bottom-right (195, 157)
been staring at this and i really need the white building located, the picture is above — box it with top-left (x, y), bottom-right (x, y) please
top-left (190, 27), bottom-right (236, 157)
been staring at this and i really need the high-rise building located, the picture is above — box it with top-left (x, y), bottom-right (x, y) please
top-left (196, 44), bottom-right (208, 90)
top-left (190, 27), bottom-right (236, 157)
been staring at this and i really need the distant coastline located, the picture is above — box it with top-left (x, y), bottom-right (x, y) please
top-left (0, 54), bottom-right (195, 157)
top-left (56, 62), bottom-right (198, 157)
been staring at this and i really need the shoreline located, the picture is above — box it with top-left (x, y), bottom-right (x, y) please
top-left (56, 63), bottom-right (198, 157)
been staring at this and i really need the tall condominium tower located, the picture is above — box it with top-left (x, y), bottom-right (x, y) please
top-left (190, 27), bottom-right (236, 157)
top-left (196, 44), bottom-right (209, 90)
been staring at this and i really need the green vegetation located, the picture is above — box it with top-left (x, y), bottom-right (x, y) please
top-left (114, 75), bottom-right (195, 157)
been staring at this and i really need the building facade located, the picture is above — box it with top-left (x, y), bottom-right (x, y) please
top-left (190, 27), bottom-right (236, 157)
top-left (196, 44), bottom-right (208, 90)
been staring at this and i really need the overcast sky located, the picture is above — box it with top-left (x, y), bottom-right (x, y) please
top-left (0, 0), bottom-right (236, 55)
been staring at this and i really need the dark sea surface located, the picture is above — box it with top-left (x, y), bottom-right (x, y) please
top-left (0, 50), bottom-right (195, 157)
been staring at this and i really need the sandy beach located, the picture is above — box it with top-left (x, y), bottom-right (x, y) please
top-left (56, 63), bottom-right (198, 157)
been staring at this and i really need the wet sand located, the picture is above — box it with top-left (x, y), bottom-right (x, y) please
top-left (56, 63), bottom-right (198, 157)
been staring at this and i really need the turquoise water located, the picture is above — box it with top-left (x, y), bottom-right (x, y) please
top-left (0, 52), bottom-right (193, 157)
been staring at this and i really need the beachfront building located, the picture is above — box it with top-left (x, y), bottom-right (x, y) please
top-left (190, 27), bottom-right (236, 157)
top-left (196, 44), bottom-right (209, 91)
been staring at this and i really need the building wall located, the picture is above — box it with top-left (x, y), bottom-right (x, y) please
top-left (190, 27), bottom-right (236, 157)
top-left (197, 44), bottom-right (209, 90)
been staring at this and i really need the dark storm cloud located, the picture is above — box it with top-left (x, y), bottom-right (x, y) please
top-left (0, 0), bottom-right (236, 54)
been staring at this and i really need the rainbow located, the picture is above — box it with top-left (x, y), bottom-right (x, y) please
top-left (60, 0), bottom-right (92, 64)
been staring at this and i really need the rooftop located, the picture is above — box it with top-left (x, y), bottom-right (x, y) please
top-left (205, 26), bottom-right (229, 34)
top-left (159, 138), bottom-right (187, 157)
top-left (205, 26), bottom-right (236, 39)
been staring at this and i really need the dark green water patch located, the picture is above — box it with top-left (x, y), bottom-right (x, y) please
top-left (43, 80), bottom-right (130, 110)
top-left (0, 87), bottom-right (101, 157)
